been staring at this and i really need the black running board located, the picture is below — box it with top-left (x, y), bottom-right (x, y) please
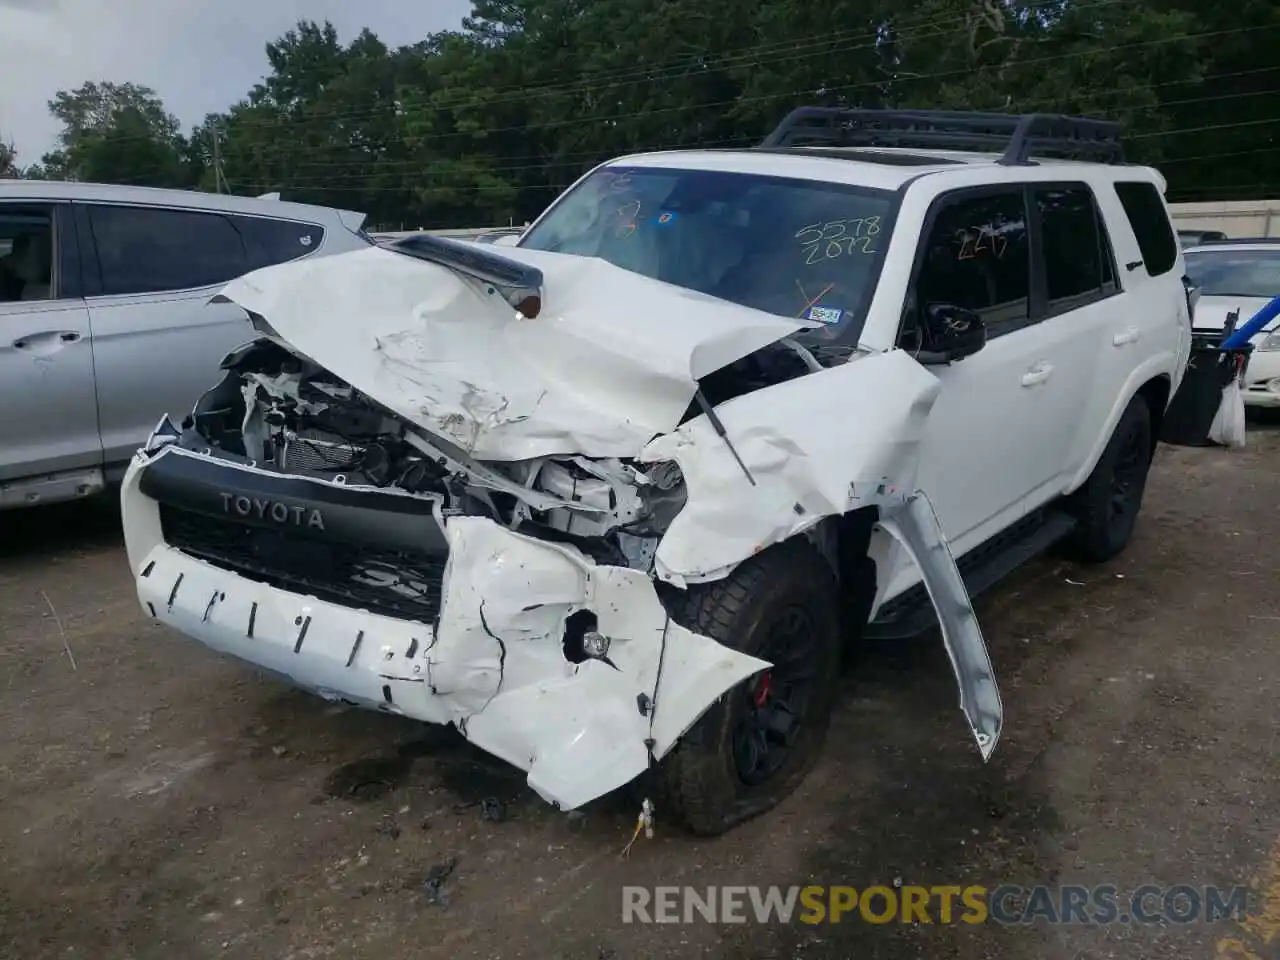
top-left (865, 508), bottom-right (1077, 640)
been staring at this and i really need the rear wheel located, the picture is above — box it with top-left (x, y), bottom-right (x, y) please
top-left (657, 540), bottom-right (843, 836)
top-left (1068, 394), bottom-right (1153, 563)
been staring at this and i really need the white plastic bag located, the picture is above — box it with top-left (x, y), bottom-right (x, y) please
top-left (1208, 379), bottom-right (1247, 448)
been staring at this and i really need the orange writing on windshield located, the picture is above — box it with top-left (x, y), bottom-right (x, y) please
top-left (795, 217), bottom-right (882, 265)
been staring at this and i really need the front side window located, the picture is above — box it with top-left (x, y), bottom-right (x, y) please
top-left (913, 190), bottom-right (1030, 329)
top-left (1184, 249), bottom-right (1280, 299)
top-left (0, 205), bottom-right (55, 303)
top-left (519, 165), bottom-right (897, 342)
top-left (87, 205), bottom-right (247, 296)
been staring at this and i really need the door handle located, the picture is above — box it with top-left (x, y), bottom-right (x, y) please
top-left (1021, 362), bottom-right (1054, 387)
top-left (1113, 327), bottom-right (1141, 346)
top-left (12, 331), bottom-right (83, 350)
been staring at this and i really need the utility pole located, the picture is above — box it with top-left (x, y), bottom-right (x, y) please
top-left (211, 123), bottom-right (229, 194)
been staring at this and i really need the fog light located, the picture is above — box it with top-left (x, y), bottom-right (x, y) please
top-left (582, 630), bottom-right (611, 659)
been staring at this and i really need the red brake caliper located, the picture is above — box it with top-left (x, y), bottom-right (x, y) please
top-left (753, 671), bottom-right (772, 708)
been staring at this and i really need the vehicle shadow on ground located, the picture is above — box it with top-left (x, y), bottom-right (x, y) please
top-left (254, 547), bottom-right (1075, 837)
top-left (0, 496), bottom-right (123, 566)
top-left (1246, 407), bottom-right (1280, 430)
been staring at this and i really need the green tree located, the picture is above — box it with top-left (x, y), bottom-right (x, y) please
top-left (55, 0), bottom-right (1261, 224)
top-left (208, 21), bottom-right (437, 224)
top-left (41, 81), bottom-right (188, 185)
top-left (0, 138), bottom-right (18, 178)
top-left (1146, 0), bottom-right (1280, 200)
top-left (886, 0), bottom-right (1201, 155)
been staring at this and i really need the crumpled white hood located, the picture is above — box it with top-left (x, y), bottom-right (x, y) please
top-left (217, 244), bottom-right (807, 460)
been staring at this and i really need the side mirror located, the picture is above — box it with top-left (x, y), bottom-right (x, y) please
top-left (916, 302), bottom-right (987, 364)
top-left (491, 233), bottom-right (521, 247)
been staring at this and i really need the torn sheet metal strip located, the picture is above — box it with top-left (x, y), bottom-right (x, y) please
top-left (877, 491), bottom-right (1003, 759)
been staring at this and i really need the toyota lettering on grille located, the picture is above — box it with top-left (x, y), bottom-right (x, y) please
top-left (219, 493), bottom-right (325, 530)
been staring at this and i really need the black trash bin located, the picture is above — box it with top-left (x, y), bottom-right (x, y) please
top-left (1160, 335), bottom-right (1252, 447)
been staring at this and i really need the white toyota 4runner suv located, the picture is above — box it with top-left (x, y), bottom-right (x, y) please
top-left (121, 110), bottom-right (1194, 835)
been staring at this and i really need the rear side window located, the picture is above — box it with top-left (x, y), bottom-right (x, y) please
top-left (87, 205), bottom-right (247, 296)
top-left (232, 216), bottom-right (325, 271)
top-left (1114, 182), bottom-right (1177, 277)
top-left (1035, 185), bottom-right (1119, 309)
top-left (914, 189), bottom-right (1031, 328)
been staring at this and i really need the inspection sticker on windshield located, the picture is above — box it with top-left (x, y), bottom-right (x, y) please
top-left (807, 306), bottom-right (844, 325)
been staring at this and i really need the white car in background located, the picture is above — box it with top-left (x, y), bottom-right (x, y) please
top-left (1184, 239), bottom-right (1280, 407)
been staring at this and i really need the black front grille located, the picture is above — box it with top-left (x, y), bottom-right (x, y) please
top-left (160, 504), bottom-right (446, 624)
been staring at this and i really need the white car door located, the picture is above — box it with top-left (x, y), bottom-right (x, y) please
top-left (880, 186), bottom-right (1092, 599)
top-left (1018, 183), bottom-right (1121, 507)
top-left (1069, 181), bottom-right (1191, 464)
top-left (0, 200), bottom-right (102, 500)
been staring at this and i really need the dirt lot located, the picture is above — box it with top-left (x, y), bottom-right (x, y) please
top-left (2, 426), bottom-right (1279, 960)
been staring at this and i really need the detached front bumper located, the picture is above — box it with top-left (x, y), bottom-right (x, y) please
top-left (121, 446), bottom-right (767, 810)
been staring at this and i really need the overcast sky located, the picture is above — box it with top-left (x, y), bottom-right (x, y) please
top-left (0, 0), bottom-right (472, 162)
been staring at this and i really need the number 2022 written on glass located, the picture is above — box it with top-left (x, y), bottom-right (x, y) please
top-left (795, 217), bottom-right (881, 264)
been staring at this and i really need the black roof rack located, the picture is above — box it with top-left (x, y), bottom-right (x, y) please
top-left (760, 107), bottom-right (1124, 165)
top-left (753, 146), bottom-right (964, 167)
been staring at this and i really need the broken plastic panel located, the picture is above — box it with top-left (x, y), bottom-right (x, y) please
top-left (878, 492), bottom-right (1003, 758)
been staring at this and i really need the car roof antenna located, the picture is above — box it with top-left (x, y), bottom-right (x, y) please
top-left (694, 388), bottom-right (756, 486)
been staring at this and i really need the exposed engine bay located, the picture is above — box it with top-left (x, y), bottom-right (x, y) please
top-left (178, 335), bottom-right (819, 572)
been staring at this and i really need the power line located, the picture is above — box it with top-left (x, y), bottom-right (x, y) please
top-left (233, 0), bottom-right (1132, 131)
top-left (79, 0), bottom-right (1139, 149)
top-left (139, 22), bottom-right (1273, 188)
top-left (1161, 144), bottom-right (1280, 165)
top-left (42, 13), bottom-right (1280, 195)
top-left (236, 21), bottom-right (1280, 155)
top-left (226, 118), bottom-right (1280, 196)
top-left (215, 80), bottom-right (1280, 178)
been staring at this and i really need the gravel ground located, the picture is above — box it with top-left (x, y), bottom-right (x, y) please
top-left (1, 425), bottom-right (1278, 960)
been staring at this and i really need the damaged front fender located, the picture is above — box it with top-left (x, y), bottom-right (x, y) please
top-left (642, 349), bottom-right (941, 585)
top-left (641, 349), bottom-right (1002, 759)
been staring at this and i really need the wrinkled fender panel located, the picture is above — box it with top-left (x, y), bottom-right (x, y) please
top-left (877, 492), bottom-right (1003, 759)
top-left (642, 349), bottom-right (942, 584)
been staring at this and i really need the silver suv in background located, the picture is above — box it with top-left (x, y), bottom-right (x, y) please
top-left (0, 181), bottom-right (372, 510)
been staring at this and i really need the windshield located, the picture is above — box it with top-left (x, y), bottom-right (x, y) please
top-left (519, 165), bottom-right (896, 342)
top-left (1185, 249), bottom-right (1280, 298)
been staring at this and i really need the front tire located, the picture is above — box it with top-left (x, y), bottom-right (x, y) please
top-left (657, 540), bottom-right (843, 836)
top-left (1068, 394), bottom-right (1153, 563)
